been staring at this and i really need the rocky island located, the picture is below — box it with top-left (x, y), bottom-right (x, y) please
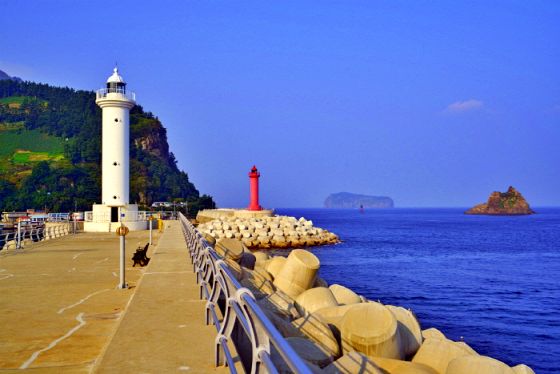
top-left (325, 192), bottom-right (394, 209)
top-left (466, 186), bottom-right (535, 215)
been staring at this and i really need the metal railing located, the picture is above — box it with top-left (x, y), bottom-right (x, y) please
top-left (96, 88), bottom-right (136, 102)
top-left (179, 213), bottom-right (312, 374)
top-left (0, 223), bottom-right (73, 251)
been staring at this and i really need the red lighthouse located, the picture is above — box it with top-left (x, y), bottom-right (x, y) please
top-left (248, 165), bottom-right (262, 211)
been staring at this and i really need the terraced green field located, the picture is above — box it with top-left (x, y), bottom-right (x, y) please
top-left (0, 128), bottom-right (66, 177)
top-left (0, 96), bottom-right (28, 105)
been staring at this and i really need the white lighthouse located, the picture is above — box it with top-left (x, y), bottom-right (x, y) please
top-left (84, 68), bottom-right (147, 232)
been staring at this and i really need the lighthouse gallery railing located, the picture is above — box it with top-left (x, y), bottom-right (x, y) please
top-left (96, 88), bottom-right (136, 101)
top-left (178, 213), bottom-right (312, 374)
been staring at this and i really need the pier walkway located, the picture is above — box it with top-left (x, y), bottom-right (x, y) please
top-left (0, 221), bottom-right (226, 373)
top-left (95, 220), bottom-right (226, 373)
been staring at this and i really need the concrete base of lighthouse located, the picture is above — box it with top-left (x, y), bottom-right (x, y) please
top-left (84, 204), bottom-right (148, 232)
top-left (196, 208), bottom-right (274, 223)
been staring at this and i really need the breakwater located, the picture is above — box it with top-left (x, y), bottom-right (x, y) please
top-left (210, 235), bottom-right (535, 373)
top-left (196, 214), bottom-right (339, 249)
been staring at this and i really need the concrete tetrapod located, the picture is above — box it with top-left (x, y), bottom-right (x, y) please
top-left (366, 356), bottom-right (438, 374)
top-left (286, 337), bottom-right (334, 368)
top-left (265, 256), bottom-right (287, 279)
top-left (385, 305), bottom-right (423, 359)
top-left (292, 315), bottom-right (341, 358)
top-left (273, 249), bottom-right (320, 298)
top-left (259, 290), bottom-right (299, 319)
top-left (239, 251), bottom-right (256, 270)
top-left (240, 267), bottom-right (275, 298)
top-left (313, 276), bottom-right (329, 288)
top-left (322, 351), bottom-right (383, 374)
top-left (215, 238), bottom-right (245, 261)
top-left (252, 251), bottom-right (269, 266)
top-left (412, 337), bottom-right (477, 374)
top-left (295, 287), bottom-right (339, 316)
top-left (329, 284), bottom-right (362, 305)
top-left (446, 355), bottom-right (515, 374)
top-left (422, 327), bottom-right (446, 340)
top-left (313, 304), bottom-right (360, 329)
top-left (339, 302), bottom-right (404, 360)
top-left (511, 364), bottom-right (536, 374)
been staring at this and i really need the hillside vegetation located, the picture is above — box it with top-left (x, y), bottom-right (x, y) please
top-left (0, 79), bottom-right (214, 214)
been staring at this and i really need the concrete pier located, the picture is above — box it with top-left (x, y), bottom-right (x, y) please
top-left (0, 221), bottom-right (226, 372)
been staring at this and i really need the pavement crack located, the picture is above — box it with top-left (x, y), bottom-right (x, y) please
top-left (20, 312), bottom-right (87, 369)
top-left (57, 289), bottom-right (110, 314)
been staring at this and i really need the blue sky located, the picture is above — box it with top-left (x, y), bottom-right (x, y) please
top-left (1, 1), bottom-right (559, 207)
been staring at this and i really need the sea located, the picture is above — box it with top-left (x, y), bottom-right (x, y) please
top-left (276, 208), bottom-right (560, 373)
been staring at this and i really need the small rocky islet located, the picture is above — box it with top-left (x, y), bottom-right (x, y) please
top-left (466, 186), bottom-right (534, 215)
top-left (208, 239), bottom-right (535, 373)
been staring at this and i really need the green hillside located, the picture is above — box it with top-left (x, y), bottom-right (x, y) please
top-left (0, 80), bottom-right (214, 214)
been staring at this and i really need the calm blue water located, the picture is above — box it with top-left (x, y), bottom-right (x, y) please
top-left (276, 208), bottom-right (560, 373)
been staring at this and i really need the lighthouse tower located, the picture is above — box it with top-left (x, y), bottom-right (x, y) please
top-left (84, 68), bottom-right (147, 232)
top-left (248, 165), bottom-right (262, 211)
top-left (98, 67), bottom-right (133, 207)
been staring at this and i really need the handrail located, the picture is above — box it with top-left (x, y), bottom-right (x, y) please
top-left (96, 88), bottom-right (136, 101)
top-left (1, 223), bottom-right (74, 251)
top-left (178, 213), bottom-right (312, 374)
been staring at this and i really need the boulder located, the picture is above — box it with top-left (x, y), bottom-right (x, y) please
top-left (295, 287), bottom-right (339, 316)
top-left (273, 249), bottom-right (320, 298)
top-left (329, 284), bottom-right (362, 305)
top-left (446, 355), bottom-right (515, 374)
top-left (340, 302), bottom-right (403, 359)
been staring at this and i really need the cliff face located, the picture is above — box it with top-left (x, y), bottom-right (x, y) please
top-left (132, 122), bottom-right (169, 159)
top-left (324, 192), bottom-right (394, 209)
top-left (465, 186), bottom-right (534, 215)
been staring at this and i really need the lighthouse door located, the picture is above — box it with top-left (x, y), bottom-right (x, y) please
top-left (111, 207), bottom-right (119, 223)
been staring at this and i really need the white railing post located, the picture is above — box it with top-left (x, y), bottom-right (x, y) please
top-left (16, 221), bottom-right (21, 250)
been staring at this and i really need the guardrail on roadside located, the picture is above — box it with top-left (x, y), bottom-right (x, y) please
top-left (178, 213), bottom-right (312, 374)
top-left (0, 223), bottom-right (73, 251)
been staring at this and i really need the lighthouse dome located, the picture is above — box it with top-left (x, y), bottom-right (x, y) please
top-left (106, 67), bottom-right (125, 84)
